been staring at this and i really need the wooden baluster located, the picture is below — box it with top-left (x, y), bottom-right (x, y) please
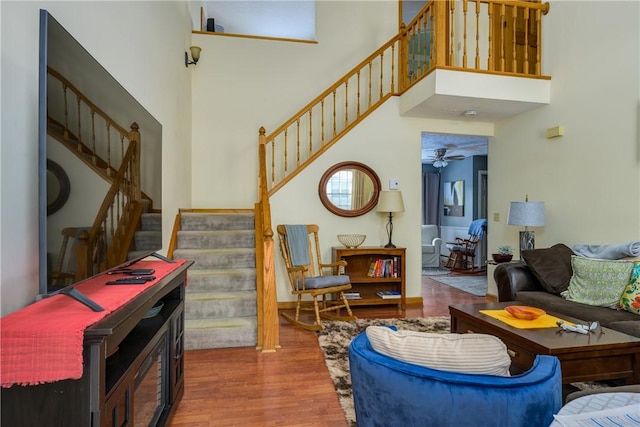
top-left (488, 5), bottom-right (494, 70)
top-left (524, 6), bottom-right (530, 74)
top-left (379, 51), bottom-right (384, 99)
top-left (429, 7), bottom-right (435, 66)
top-left (449, 0), bottom-right (455, 65)
top-left (106, 123), bottom-right (112, 176)
top-left (76, 99), bottom-right (82, 150)
top-left (295, 118), bottom-right (300, 166)
top-left (512, 7), bottom-right (517, 72)
top-left (308, 110), bottom-right (312, 155)
top-left (63, 84), bottom-right (69, 140)
top-left (368, 62), bottom-right (373, 108)
top-left (356, 70), bottom-right (361, 118)
top-left (475, 0), bottom-right (480, 69)
top-left (463, 0), bottom-right (468, 68)
top-left (536, 8), bottom-right (542, 75)
top-left (91, 109), bottom-right (96, 157)
top-left (344, 80), bottom-right (349, 126)
top-left (271, 135), bottom-right (276, 189)
top-left (321, 100), bottom-right (325, 144)
top-left (500, 3), bottom-right (505, 72)
top-left (390, 42), bottom-right (395, 93)
top-left (332, 90), bottom-right (336, 137)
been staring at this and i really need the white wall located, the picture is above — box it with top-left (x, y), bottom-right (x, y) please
top-left (1, 1), bottom-right (194, 315)
top-left (487, 1), bottom-right (640, 296)
top-left (189, 0), bottom-right (399, 208)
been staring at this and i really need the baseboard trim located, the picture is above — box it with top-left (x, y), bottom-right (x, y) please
top-left (277, 296), bottom-right (424, 310)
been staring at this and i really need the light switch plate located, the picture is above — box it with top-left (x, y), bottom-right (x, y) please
top-left (389, 179), bottom-right (399, 190)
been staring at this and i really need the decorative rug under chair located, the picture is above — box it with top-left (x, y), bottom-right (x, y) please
top-left (316, 317), bottom-right (610, 427)
top-left (430, 275), bottom-right (488, 297)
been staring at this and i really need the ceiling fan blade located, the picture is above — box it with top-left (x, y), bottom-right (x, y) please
top-left (444, 155), bottom-right (466, 161)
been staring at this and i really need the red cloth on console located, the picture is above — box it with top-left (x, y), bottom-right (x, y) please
top-left (0, 259), bottom-right (186, 388)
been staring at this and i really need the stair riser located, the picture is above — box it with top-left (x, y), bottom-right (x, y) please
top-left (177, 231), bottom-right (254, 249)
top-left (187, 271), bottom-right (256, 292)
top-left (185, 324), bottom-right (257, 350)
top-left (184, 296), bottom-right (257, 319)
top-left (173, 250), bottom-right (255, 269)
top-left (141, 213), bottom-right (162, 231)
top-left (181, 213), bottom-right (254, 231)
top-left (134, 231), bottom-right (162, 250)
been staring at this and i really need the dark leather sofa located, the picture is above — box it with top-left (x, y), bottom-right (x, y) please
top-left (494, 261), bottom-right (640, 338)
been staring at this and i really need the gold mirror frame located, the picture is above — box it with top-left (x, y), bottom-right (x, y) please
top-left (318, 161), bottom-right (381, 217)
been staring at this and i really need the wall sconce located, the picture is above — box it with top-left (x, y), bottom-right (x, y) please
top-left (185, 46), bottom-right (202, 67)
top-left (377, 190), bottom-right (405, 248)
top-left (507, 195), bottom-right (546, 255)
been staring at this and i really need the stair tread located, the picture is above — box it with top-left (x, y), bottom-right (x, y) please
top-left (185, 317), bottom-right (256, 328)
top-left (186, 291), bottom-right (256, 301)
top-left (187, 268), bottom-right (255, 276)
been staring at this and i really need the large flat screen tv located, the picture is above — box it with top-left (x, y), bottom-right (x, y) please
top-left (38, 10), bottom-right (162, 296)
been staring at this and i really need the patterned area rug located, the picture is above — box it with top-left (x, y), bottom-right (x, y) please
top-left (316, 317), bottom-right (610, 426)
top-left (430, 275), bottom-right (488, 296)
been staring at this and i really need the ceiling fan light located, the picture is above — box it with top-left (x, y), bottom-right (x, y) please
top-left (433, 160), bottom-right (443, 167)
top-left (442, 161), bottom-right (449, 167)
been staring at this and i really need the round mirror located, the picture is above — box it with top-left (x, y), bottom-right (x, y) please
top-left (318, 161), bottom-right (381, 217)
top-left (47, 159), bottom-right (71, 216)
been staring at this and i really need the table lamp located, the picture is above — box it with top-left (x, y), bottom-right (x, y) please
top-left (377, 190), bottom-right (404, 248)
top-left (507, 195), bottom-right (545, 255)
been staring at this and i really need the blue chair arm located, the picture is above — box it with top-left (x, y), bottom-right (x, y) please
top-left (348, 332), bottom-right (562, 427)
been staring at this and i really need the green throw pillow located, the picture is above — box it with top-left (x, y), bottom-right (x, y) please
top-left (619, 262), bottom-right (640, 314)
top-left (565, 256), bottom-right (634, 308)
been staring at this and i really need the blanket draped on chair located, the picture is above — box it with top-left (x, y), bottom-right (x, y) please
top-left (284, 224), bottom-right (310, 266)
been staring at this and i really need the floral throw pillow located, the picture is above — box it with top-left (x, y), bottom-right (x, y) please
top-left (619, 262), bottom-right (640, 314)
top-left (565, 256), bottom-right (634, 309)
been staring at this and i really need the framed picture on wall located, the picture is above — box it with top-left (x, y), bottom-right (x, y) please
top-left (444, 180), bottom-right (464, 216)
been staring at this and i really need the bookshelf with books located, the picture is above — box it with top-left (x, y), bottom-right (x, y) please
top-left (332, 246), bottom-right (406, 309)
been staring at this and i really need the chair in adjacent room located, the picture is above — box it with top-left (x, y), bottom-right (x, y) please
top-left (276, 224), bottom-right (356, 331)
top-left (421, 224), bottom-right (442, 268)
top-left (445, 218), bottom-right (487, 272)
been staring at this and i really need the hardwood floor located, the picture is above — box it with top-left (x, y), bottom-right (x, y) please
top-left (169, 274), bottom-right (487, 426)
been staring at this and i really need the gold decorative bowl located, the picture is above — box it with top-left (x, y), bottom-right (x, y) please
top-left (337, 234), bottom-right (366, 248)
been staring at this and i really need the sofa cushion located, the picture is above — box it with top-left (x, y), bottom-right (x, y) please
top-left (365, 326), bottom-right (511, 376)
top-left (619, 262), bottom-right (640, 314)
top-left (565, 256), bottom-right (634, 308)
top-left (521, 244), bottom-right (574, 295)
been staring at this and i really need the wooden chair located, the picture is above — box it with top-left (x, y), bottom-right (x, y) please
top-left (445, 219), bottom-right (487, 272)
top-left (276, 224), bottom-right (356, 331)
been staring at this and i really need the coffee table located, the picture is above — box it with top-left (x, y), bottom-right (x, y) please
top-left (449, 302), bottom-right (640, 384)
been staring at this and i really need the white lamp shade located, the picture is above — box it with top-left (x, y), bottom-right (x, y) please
top-left (377, 190), bottom-right (405, 213)
top-left (507, 201), bottom-right (546, 226)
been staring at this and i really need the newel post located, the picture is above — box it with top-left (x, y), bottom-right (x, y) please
top-left (256, 127), bottom-right (280, 352)
top-left (128, 122), bottom-right (141, 201)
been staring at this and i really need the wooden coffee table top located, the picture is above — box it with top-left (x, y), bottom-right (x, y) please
top-left (449, 302), bottom-right (640, 355)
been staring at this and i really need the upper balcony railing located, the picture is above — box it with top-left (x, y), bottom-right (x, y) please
top-left (259, 0), bottom-right (549, 198)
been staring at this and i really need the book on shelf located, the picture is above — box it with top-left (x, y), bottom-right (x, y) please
top-left (366, 258), bottom-right (399, 278)
top-left (376, 290), bottom-right (401, 299)
top-left (343, 292), bottom-right (361, 300)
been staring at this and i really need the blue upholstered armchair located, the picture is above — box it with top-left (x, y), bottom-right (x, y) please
top-left (349, 332), bottom-right (562, 427)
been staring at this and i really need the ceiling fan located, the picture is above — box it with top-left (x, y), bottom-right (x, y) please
top-left (427, 148), bottom-right (465, 168)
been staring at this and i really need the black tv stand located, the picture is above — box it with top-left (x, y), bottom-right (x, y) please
top-left (2, 261), bottom-right (192, 426)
